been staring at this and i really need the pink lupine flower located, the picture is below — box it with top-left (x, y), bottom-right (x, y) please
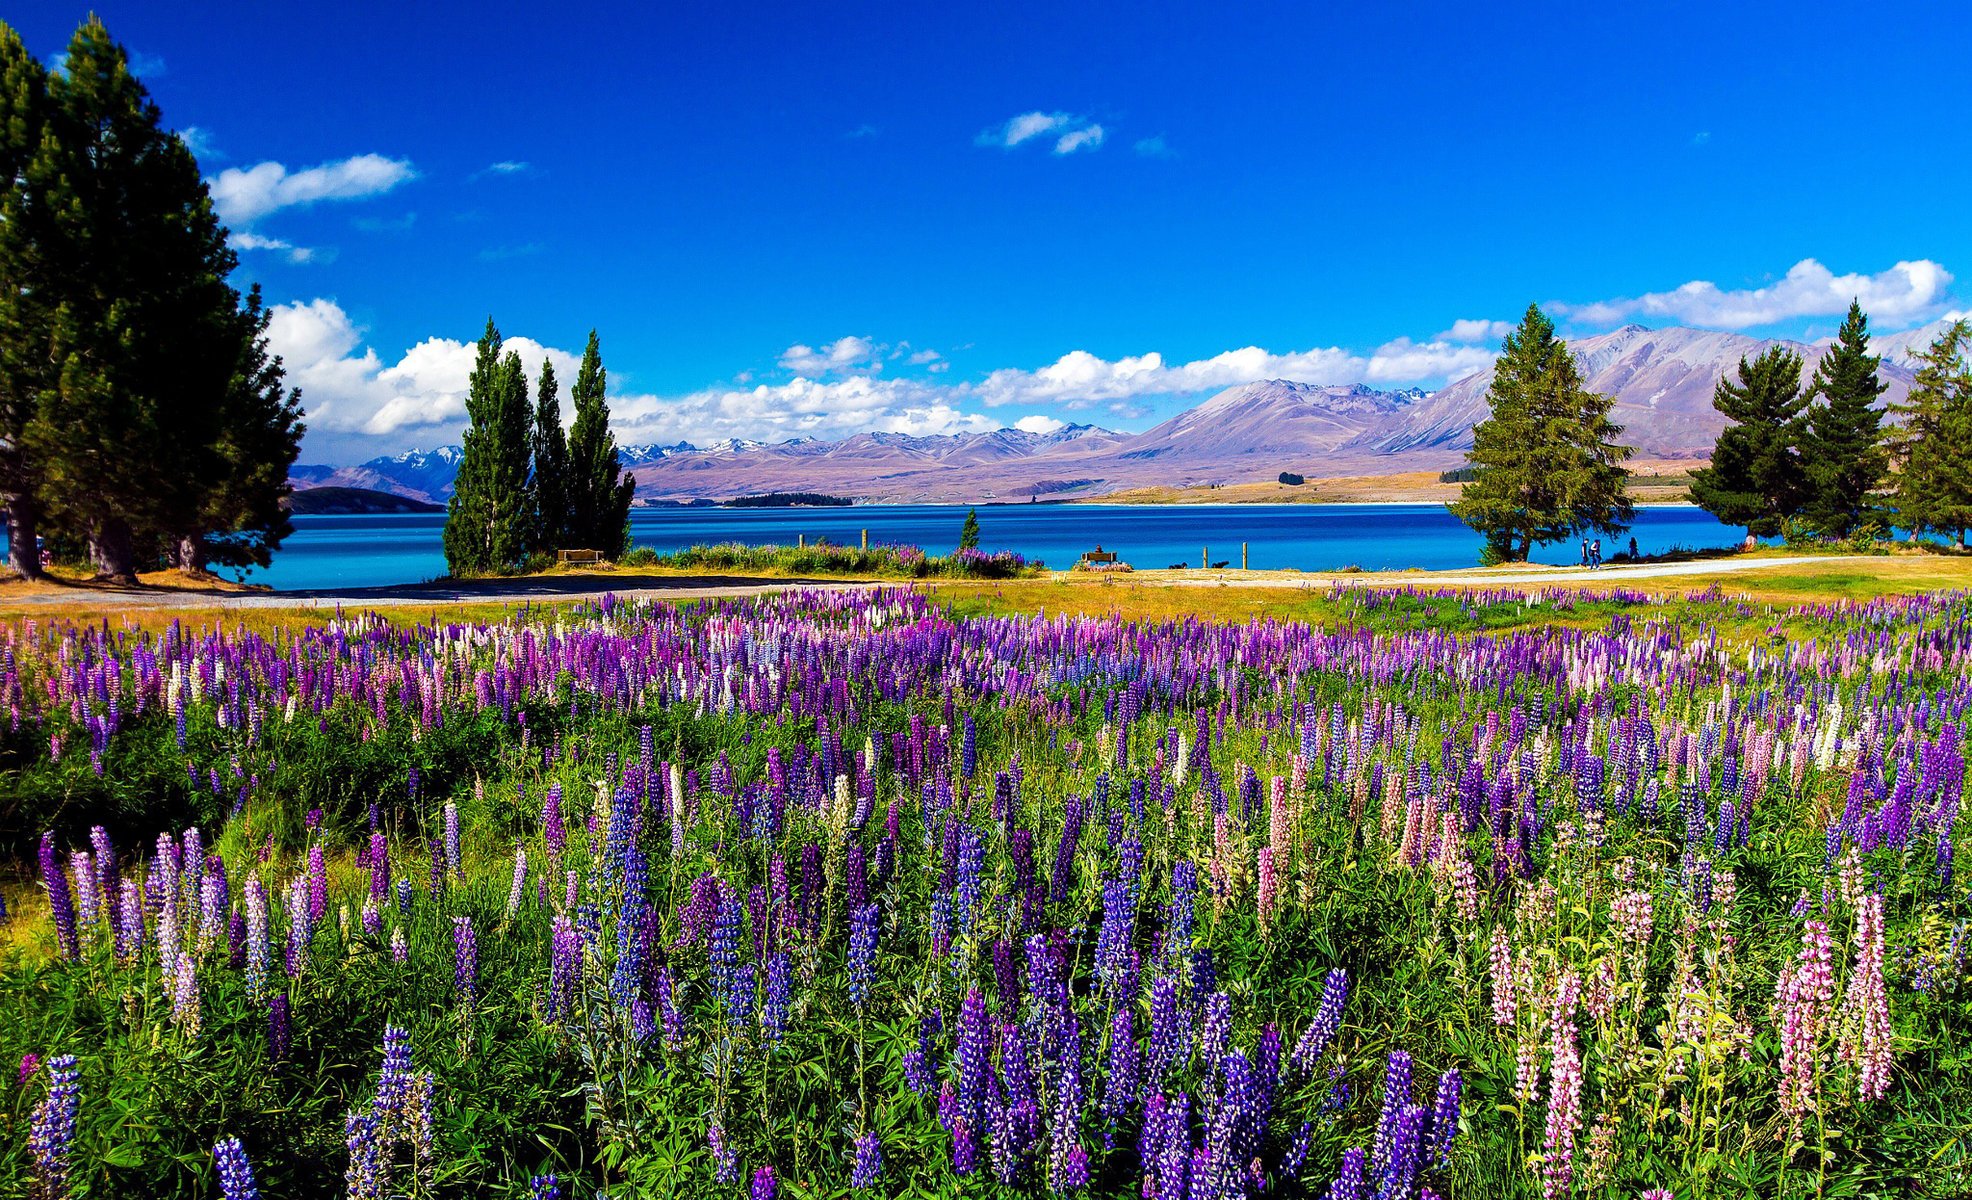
top-left (1489, 928), bottom-right (1517, 1028)
top-left (1541, 972), bottom-right (1583, 1200)
top-left (1775, 918), bottom-right (1836, 1137)
top-left (1256, 847), bottom-right (1279, 934)
top-left (1839, 893), bottom-right (1892, 1102)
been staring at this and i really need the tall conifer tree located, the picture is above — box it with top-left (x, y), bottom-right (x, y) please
top-left (1800, 301), bottom-right (1888, 538)
top-left (444, 320), bottom-right (534, 574)
top-left (1887, 320), bottom-right (1972, 546)
top-left (566, 330), bottom-right (635, 556)
top-left (529, 359), bottom-right (569, 552)
top-left (1448, 304), bottom-right (1634, 562)
top-left (0, 27), bottom-right (51, 578)
top-left (23, 18), bottom-right (243, 580)
top-left (1689, 346), bottom-right (1809, 539)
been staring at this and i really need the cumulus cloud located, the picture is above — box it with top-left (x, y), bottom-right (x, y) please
top-left (978, 111), bottom-right (1105, 153)
top-left (268, 300), bottom-right (578, 439)
top-left (970, 337), bottom-right (1495, 409)
top-left (1439, 318), bottom-right (1513, 343)
top-left (210, 154), bottom-right (417, 225)
top-left (1556, 258), bottom-right (1954, 330)
top-left (780, 336), bottom-right (879, 375)
top-left (1014, 414), bottom-right (1066, 434)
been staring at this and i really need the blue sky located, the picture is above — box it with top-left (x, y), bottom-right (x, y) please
top-left (14, 1), bottom-right (1970, 462)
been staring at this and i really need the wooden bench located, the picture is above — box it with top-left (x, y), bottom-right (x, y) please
top-left (1078, 546), bottom-right (1118, 566)
top-left (557, 549), bottom-right (604, 566)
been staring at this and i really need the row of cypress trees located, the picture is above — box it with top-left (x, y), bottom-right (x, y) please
top-left (0, 19), bottom-right (304, 581)
top-left (1690, 302), bottom-right (1970, 544)
top-left (442, 320), bottom-right (635, 575)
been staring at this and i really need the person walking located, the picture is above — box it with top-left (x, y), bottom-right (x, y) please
top-left (1591, 538), bottom-right (1602, 569)
top-left (1581, 537), bottom-right (1590, 568)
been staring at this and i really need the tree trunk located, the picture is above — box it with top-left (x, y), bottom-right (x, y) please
top-left (6, 495), bottom-right (44, 580)
top-left (91, 518), bottom-right (139, 584)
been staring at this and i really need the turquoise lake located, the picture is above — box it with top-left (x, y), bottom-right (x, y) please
top-left (228, 504), bottom-right (1749, 592)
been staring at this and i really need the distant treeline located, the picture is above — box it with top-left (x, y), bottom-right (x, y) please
top-left (724, 492), bottom-right (853, 508)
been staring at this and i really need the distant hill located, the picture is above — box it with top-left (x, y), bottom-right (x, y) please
top-left (287, 486), bottom-right (445, 515)
top-left (289, 323), bottom-right (1922, 503)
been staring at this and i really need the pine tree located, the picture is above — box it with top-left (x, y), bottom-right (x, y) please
top-left (959, 508), bottom-right (981, 551)
top-left (20, 18), bottom-right (243, 581)
top-left (566, 330), bottom-right (635, 557)
top-left (0, 25), bottom-right (50, 578)
top-left (176, 285), bottom-right (307, 574)
top-left (1887, 320), bottom-right (1972, 546)
top-left (1448, 304), bottom-right (1634, 562)
top-left (1800, 301), bottom-right (1889, 539)
top-left (444, 320), bottom-right (534, 574)
top-left (1689, 346), bottom-right (1809, 540)
top-left (529, 358), bottom-right (569, 553)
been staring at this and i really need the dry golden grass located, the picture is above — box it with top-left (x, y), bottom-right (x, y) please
top-left (1085, 465), bottom-right (1695, 506)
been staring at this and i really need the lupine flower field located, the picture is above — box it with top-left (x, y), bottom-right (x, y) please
top-left (0, 584), bottom-right (1968, 1198)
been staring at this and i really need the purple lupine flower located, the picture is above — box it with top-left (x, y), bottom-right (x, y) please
top-left (1147, 973), bottom-right (1191, 1085)
top-left (452, 915), bottom-right (478, 1012)
top-left (1372, 1050), bottom-right (1414, 1178)
top-left (851, 1130), bottom-right (883, 1190)
top-left (443, 802), bottom-right (460, 880)
top-left (762, 951), bottom-right (791, 1044)
top-left (269, 993), bottom-right (292, 1062)
top-left (1291, 969), bottom-right (1349, 1076)
top-left (1103, 1004), bottom-right (1141, 1127)
top-left (1095, 876), bottom-right (1133, 993)
top-left (40, 834), bottom-right (79, 960)
top-left (751, 1164), bottom-right (777, 1200)
top-left (1428, 1068), bottom-right (1461, 1167)
top-left (529, 1174), bottom-right (561, 1200)
top-left (1198, 991), bottom-right (1232, 1079)
top-left (848, 902), bottom-right (879, 1010)
top-left (1284, 1120), bottom-right (1316, 1177)
top-left (708, 1121), bottom-right (738, 1184)
top-left (1324, 1145), bottom-right (1368, 1200)
top-left (711, 888), bottom-right (751, 1032)
top-left (1377, 1103), bottom-right (1426, 1200)
top-left (955, 987), bottom-right (993, 1134)
top-left (1153, 1093), bottom-right (1191, 1200)
top-left (29, 1053), bottom-right (80, 1199)
top-left (546, 917), bottom-right (582, 1023)
top-left (345, 1109), bottom-right (385, 1200)
top-left (656, 966), bottom-right (686, 1052)
top-left (213, 1136), bottom-right (261, 1200)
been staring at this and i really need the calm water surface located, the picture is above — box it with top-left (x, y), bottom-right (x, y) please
top-left (238, 504), bottom-right (1749, 592)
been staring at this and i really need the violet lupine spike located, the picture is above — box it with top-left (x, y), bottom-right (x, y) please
top-left (213, 1136), bottom-right (261, 1200)
top-left (1291, 968), bottom-right (1349, 1077)
top-left (29, 1053), bottom-right (80, 1200)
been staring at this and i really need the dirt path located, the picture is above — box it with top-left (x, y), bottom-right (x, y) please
top-left (0, 554), bottom-right (1874, 613)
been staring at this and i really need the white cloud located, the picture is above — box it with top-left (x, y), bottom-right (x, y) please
top-left (978, 111), bottom-right (1105, 153)
top-left (268, 300), bottom-right (578, 438)
top-left (485, 160), bottom-right (530, 174)
top-left (780, 336), bottom-right (879, 375)
top-left (210, 154), bottom-right (417, 225)
top-left (1556, 258), bottom-right (1954, 330)
top-left (1439, 318), bottom-right (1513, 343)
top-left (232, 231), bottom-right (319, 264)
top-left (1014, 414), bottom-right (1066, 434)
top-left (1054, 125), bottom-right (1105, 155)
top-left (969, 336), bottom-right (1493, 409)
top-left (179, 126), bottom-right (220, 160)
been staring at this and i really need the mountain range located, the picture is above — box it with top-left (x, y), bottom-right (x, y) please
top-left (290, 323), bottom-right (1922, 505)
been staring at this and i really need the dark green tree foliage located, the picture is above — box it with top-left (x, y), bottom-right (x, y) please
top-left (1888, 320), bottom-right (1972, 546)
top-left (528, 358), bottom-right (569, 552)
top-left (565, 331), bottom-right (634, 556)
top-left (959, 507), bottom-right (981, 551)
top-left (1448, 304), bottom-right (1635, 562)
top-left (1800, 301), bottom-right (1888, 538)
top-left (0, 19), bottom-right (300, 581)
top-left (1688, 346), bottom-right (1809, 539)
top-left (22, 20), bottom-right (248, 580)
top-left (444, 321), bottom-right (534, 574)
top-left (180, 285), bottom-right (307, 573)
top-left (0, 28), bottom-right (50, 578)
